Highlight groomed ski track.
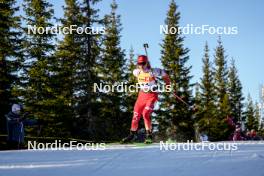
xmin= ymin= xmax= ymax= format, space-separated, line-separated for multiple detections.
xmin=1 ymin=142 xmax=264 ymax=176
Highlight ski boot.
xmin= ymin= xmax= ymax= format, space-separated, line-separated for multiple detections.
xmin=144 ymin=130 xmax=153 ymax=144
xmin=121 ymin=131 xmax=137 ymax=144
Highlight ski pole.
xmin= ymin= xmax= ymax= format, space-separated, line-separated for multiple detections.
xmin=173 ymin=92 xmax=195 ymax=111
xmin=173 ymin=92 xmax=189 ymax=106
xmin=143 ymin=43 xmax=149 ymax=57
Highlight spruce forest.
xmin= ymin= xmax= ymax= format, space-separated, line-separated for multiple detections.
xmin=1 ymin=0 xmax=263 ymax=143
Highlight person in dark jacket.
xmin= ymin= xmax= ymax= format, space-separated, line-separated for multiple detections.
xmin=5 ymin=104 xmax=39 ymax=149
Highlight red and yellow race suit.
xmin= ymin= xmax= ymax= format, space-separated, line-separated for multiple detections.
xmin=130 ymin=68 xmax=166 ymax=131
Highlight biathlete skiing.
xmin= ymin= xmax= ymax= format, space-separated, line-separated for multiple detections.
xmin=121 ymin=54 xmax=171 ymax=144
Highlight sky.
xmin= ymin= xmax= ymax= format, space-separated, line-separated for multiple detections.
xmin=17 ymin=0 xmax=264 ymax=103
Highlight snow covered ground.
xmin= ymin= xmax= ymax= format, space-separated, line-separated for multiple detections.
xmin=1 ymin=142 xmax=264 ymax=176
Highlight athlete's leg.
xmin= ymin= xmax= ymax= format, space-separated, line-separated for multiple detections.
xmin=142 ymin=94 xmax=158 ymax=131
xmin=130 ymin=93 xmax=146 ymax=131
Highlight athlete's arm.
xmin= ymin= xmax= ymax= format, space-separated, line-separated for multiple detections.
xmin=157 ymin=68 xmax=170 ymax=85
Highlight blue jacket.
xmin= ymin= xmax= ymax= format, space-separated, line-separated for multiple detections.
xmin=6 ymin=112 xmax=24 ymax=143
xmin=6 ymin=112 xmax=38 ymax=143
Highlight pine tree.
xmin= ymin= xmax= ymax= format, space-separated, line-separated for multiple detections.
xmin=254 ymin=102 xmax=260 ymax=131
xmin=98 ymin=0 xmax=126 ymax=140
xmin=193 ymin=83 xmax=202 ymax=141
xmin=122 ymin=47 xmax=137 ymax=134
xmin=22 ymin=0 xmax=57 ymax=136
xmin=126 ymin=47 xmax=137 ymax=88
xmin=157 ymin=0 xmax=194 ymax=141
xmin=197 ymin=42 xmax=216 ymax=139
xmin=74 ymin=0 xmax=102 ymax=139
xmin=228 ymin=59 xmax=244 ymax=123
xmin=0 ymin=0 xmax=23 ymax=132
xmin=212 ymin=37 xmax=230 ymax=140
xmin=245 ymin=95 xmax=258 ymax=131
xmin=126 ymin=47 xmax=137 ymax=105
xmin=214 ymin=37 xmax=229 ymax=114
xmin=54 ymin=0 xmax=83 ymax=136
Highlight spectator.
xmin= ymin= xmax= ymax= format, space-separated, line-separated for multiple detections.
xmin=5 ymin=104 xmax=40 ymax=149
xmin=199 ymin=132 xmax=209 ymax=142
xmin=233 ymin=124 xmax=244 ymax=141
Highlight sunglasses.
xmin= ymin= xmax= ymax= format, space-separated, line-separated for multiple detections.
xmin=138 ymin=62 xmax=146 ymax=66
